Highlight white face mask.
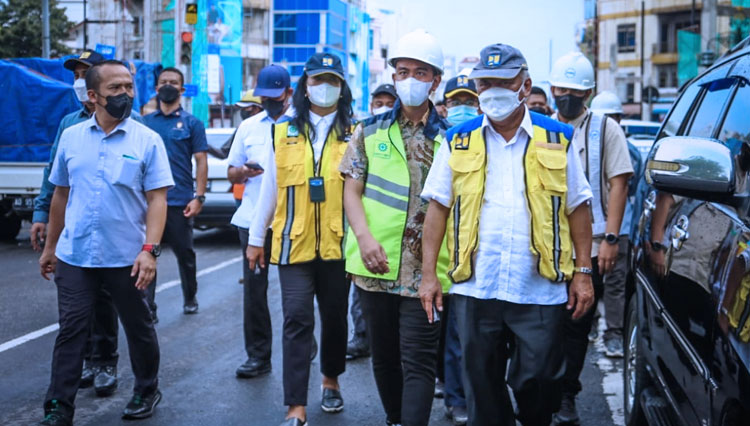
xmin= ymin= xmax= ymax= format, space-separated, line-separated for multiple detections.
xmin=478 ymin=83 xmax=525 ymax=122
xmin=307 ymin=82 xmax=341 ymax=108
xmin=73 ymin=78 xmax=89 ymax=103
xmin=395 ymin=77 xmax=433 ymax=107
xmin=372 ymin=106 xmax=392 ymax=115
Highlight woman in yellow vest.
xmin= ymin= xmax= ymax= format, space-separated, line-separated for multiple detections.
xmin=246 ymin=53 xmax=353 ymax=426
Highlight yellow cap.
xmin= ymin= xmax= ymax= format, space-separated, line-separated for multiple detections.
xmin=236 ymin=92 xmax=262 ymax=107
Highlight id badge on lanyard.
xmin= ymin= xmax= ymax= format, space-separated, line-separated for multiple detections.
xmin=309 ymin=177 xmax=325 ymax=202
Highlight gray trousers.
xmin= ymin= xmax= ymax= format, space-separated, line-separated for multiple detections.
xmin=453 ymin=294 xmax=565 ymax=426
xmin=602 ymin=237 xmax=629 ymax=339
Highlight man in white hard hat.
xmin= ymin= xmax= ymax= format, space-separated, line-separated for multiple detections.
xmin=549 ymin=52 xmax=633 ymax=426
xmin=339 ymin=29 xmax=450 ymax=426
xmin=590 ymin=90 xmax=624 ymax=123
xmin=421 ymin=43 xmax=594 ymax=426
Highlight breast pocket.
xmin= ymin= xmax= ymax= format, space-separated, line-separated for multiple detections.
xmin=534 ymin=147 xmax=567 ymax=194
xmin=276 ymin=143 xmax=306 ymax=187
xmin=170 ymin=127 xmax=191 ymax=142
xmin=113 ymin=156 xmax=143 ymax=189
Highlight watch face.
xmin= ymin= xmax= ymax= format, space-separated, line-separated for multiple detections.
xmin=152 ymin=245 xmax=161 ymax=256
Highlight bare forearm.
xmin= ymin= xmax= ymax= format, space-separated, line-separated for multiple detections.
xmin=343 ymin=177 xmax=371 ymax=240
xmin=605 ymin=175 xmax=629 ymax=235
xmin=569 ymin=202 xmax=593 ymax=267
xmin=145 ymin=188 xmax=168 ymax=244
xmin=45 ymin=187 xmax=69 ymax=249
xmin=195 ymin=153 xmax=208 ymax=195
xmin=422 ymin=200 xmax=450 ymax=278
xmin=227 ymin=166 xmax=246 ymax=184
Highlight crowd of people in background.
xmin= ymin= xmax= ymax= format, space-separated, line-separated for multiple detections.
xmin=32 ymin=28 xmax=642 ymax=426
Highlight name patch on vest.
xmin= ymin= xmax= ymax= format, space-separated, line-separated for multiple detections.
xmin=454 ymin=134 xmax=470 ymax=150
xmin=373 ymin=141 xmax=391 ymax=159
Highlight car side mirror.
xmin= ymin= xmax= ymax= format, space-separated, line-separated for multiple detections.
xmin=645 ymin=136 xmax=736 ymax=202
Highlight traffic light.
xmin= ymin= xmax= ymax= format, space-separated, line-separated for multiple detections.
xmin=180 ymin=32 xmax=193 ymax=65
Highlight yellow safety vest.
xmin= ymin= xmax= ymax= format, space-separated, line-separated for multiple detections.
xmin=270 ymin=121 xmax=348 ymax=265
xmin=446 ymin=113 xmax=575 ymax=283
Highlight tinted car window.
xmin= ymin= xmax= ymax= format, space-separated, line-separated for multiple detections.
xmin=687 ymin=78 xmax=735 ymax=138
xmin=661 ymin=83 xmax=700 ymax=137
xmin=718 ymin=80 xmax=750 ymax=146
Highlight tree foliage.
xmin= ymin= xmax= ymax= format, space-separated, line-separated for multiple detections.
xmin=0 ymin=0 xmax=73 ymax=58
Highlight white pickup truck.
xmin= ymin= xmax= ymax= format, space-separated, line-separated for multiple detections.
xmin=0 ymin=162 xmax=45 ymax=240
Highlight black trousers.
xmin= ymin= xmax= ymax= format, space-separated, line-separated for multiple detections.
xmin=148 ymin=206 xmax=197 ymax=310
xmin=453 ymin=294 xmax=566 ymax=426
xmin=561 ymin=259 xmax=604 ymax=396
xmin=238 ymin=227 xmax=272 ymax=361
xmin=278 ymin=259 xmax=348 ymax=406
xmin=83 ymin=287 xmax=119 ymax=367
xmin=358 ymin=288 xmax=440 ymax=426
xmin=46 ymin=261 xmax=160 ymax=411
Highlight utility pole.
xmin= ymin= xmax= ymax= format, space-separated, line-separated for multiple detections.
xmin=42 ymin=0 xmax=50 ymax=58
xmin=700 ymin=0 xmax=717 ymax=69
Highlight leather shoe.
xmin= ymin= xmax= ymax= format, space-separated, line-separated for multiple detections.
xmin=40 ymin=400 xmax=73 ymax=426
xmin=121 ymin=389 xmax=162 ymax=419
xmin=80 ymin=363 xmax=96 ymax=389
xmin=236 ymin=358 xmax=271 ymax=378
xmin=346 ymin=334 xmax=370 ymax=360
xmin=279 ymin=417 xmax=307 ymax=426
xmin=94 ymin=365 xmax=117 ymax=397
xmin=321 ymin=387 xmax=344 ymax=413
xmin=183 ymin=299 xmax=199 ymax=314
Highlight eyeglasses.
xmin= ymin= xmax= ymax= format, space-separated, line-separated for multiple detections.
xmin=446 ymin=99 xmax=479 ymax=108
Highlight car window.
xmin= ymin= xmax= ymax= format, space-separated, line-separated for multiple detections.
xmin=686 ymin=78 xmax=736 ymax=138
xmin=718 ymin=80 xmax=750 ymax=147
xmin=206 ymin=133 xmax=231 ymax=149
xmin=661 ymin=83 xmax=701 ymax=137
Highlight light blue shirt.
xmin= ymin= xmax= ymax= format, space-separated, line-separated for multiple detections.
xmin=49 ymin=115 xmax=174 ymax=268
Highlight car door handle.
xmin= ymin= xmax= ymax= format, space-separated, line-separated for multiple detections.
xmin=671 ymin=215 xmax=690 ymax=251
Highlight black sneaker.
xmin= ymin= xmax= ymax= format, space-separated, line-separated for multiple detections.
xmin=604 ymin=337 xmax=624 ymax=358
xmin=94 ymin=365 xmax=117 ymax=397
xmin=122 ymin=389 xmax=162 ymax=420
xmin=445 ymin=405 xmax=468 ymax=426
xmin=552 ymin=393 xmax=580 ymax=425
xmin=80 ymin=363 xmax=96 ymax=389
xmin=183 ymin=299 xmax=199 ymax=315
xmin=321 ymin=387 xmax=344 ymax=413
xmin=40 ymin=400 xmax=72 ymax=426
xmin=346 ymin=334 xmax=370 ymax=360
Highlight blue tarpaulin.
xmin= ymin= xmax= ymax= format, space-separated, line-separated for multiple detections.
xmin=0 ymin=59 xmax=80 ymax=162
xmin=0 ymin=57 xmax=162 ymax=162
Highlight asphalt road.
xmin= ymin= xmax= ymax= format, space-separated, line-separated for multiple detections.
xmin=0 ymin=223 xmax=622 ymax=426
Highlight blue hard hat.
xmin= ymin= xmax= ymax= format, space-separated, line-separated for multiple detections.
xmin=253 ymin=64 xmax=291 ymax=97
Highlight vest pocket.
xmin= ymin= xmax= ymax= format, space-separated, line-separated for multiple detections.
xmin=534 ymin=148 xmax=567 ymax=193
xmin=448 ymin=152 xmax=483 ymax=193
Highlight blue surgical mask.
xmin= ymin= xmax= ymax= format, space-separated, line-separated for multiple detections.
xmin=447 ymin=105 xmax=479 ymax=125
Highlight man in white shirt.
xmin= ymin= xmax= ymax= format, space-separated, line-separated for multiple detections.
xmin=420 ymin=44 xmax=595 ymax=426
xmin=227 ymin=65 xmax=293 ymax=379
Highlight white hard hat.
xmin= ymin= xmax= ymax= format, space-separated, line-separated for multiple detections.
xmin=549 ymin=51 xmax=595 ymax=90
xmin=388 ymin=29 xmax=444 ymax=75
xmin=591 ymin=91 xmax=624 ymax=115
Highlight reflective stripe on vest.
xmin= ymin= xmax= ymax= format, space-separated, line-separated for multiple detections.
xmin=270 ymin=121 xmax=347 ymax=265
xmin=446 ymin=118 xmax=574 ymax=283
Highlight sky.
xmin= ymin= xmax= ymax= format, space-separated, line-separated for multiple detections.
xmin=372 ymin=0 xmax=585 ymax=85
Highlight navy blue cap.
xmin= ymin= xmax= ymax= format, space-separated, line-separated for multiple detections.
xmin=469 ymin=44 xmax=528 ymax=80
xmin=304 ymin=53 xmax=345 ymax=80
xmin=371 ymin=84 xmax=397 ymax=98
xmin=253 ymin=64 xmax=291 ymax=97
xmin=443 ymin=75 xmax=477 ymax=100
xmin=63 ymin=50 xmax=106 ymax=71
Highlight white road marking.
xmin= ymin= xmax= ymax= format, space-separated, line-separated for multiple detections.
xmin=0 ymin=256 xmax=242 ymax=355
xmin=593 ymin=317 xmax=626 ymax=426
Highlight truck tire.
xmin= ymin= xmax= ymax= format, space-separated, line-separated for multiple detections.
xmin=0 ymin=202 xmax=22 ymax=241
xmin=624 ymin=295 xmax=649 ymax=426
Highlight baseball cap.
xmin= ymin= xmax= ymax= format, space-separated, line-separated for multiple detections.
xmin=443 ymin=75 xmax=477 ymax=100
xmin=253 ymin=65 xmax=291 ymax=97
xmin=304 ymin=53 xmax=345 ymax=80
xmin=236 ymin=92 xmax=262 ymax=108
xmin=469 ymin=44 xmax=528 ymax=80
xmin=371 ymin=84 xmax=397 ymax=98
xmin=63 ymin=50 xmax=106 ymax=71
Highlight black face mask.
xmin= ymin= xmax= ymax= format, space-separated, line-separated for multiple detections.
xmin=529 ymin=106 xmax=551 ymax=116
xmin=240 ymin=109 xmax=253 ymax=120
xmin=100 ymin=93 xmax=133 ymax=120
xmin=554 ymin=94 xmax=586 ymax=119
xmin=262 ymin=98 xmax=285 ymax=118
xmin=157 ymin=85 xmax=180 ymax=104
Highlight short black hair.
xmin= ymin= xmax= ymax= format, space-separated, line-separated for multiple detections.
xmin=435 ymin=100 xmax=445 ymax=106
xmin=85 ymin=60 xmax=128 ymax=92
xmin=157 ymin=67 xmax=185 ymax=86
xmin=530 ymin=86 xmax=547 ymax=100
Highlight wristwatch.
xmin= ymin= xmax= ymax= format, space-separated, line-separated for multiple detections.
xmin=604 ymin=233 xmax=620 ymax=245
xmin=195 ymin=195 xmax=206 ymax=204
xmin=142 ymin=243 xmax=161 ymax=258
xmin=651 ymin=240 xmax=667 ymax=253
xmin=574 ymin=266 xmax=593 ymax=275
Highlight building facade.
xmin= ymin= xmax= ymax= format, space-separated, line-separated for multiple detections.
xmin=586 ymin=0 xmax=750 ymax=120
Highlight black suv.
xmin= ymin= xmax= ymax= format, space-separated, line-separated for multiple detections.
xmin=626 ymin=38 xmax=750 ymax=426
